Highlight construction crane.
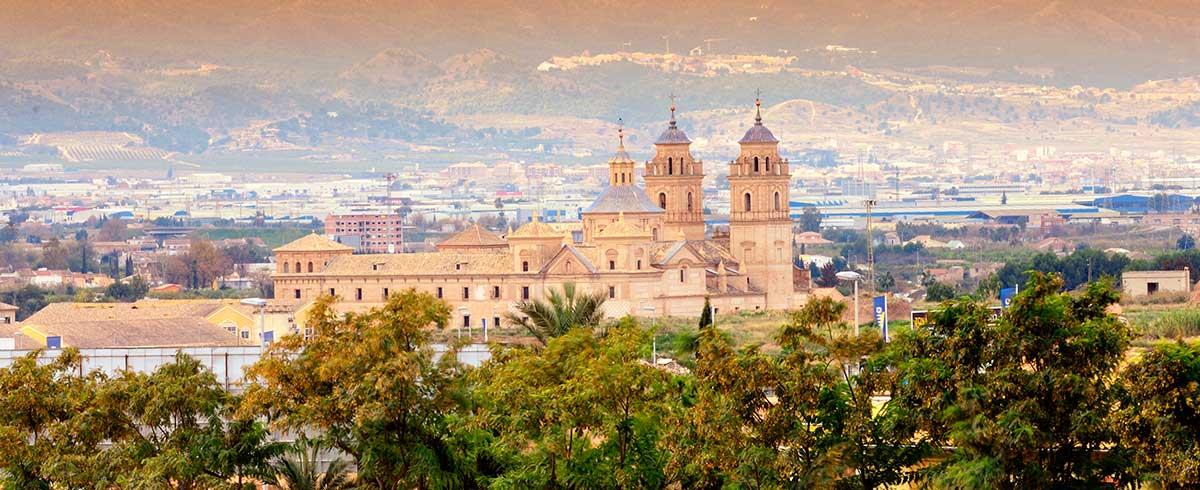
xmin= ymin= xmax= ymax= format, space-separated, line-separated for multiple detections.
xmin=703 ymin=38 xmax=727 ymax=54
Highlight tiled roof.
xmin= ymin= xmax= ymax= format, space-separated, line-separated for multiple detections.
xmin=24 ymin=318 xmax=241 ymax=348
xmin=509 ymin=219 xmax=561 ymax=238
xmin=583 ymin=186 xmax=664 ymax=214
xmin=656 ymin=104 xmax=691 ymax=145
xmin=740 ymin=99 xmax=779 ymax=144
xmin=739 ymin=123 xmax=778 ymax=144
xmin=274 ymin=233 xmax=354 ymax=253
xmin=23 ymin=300 xmax=235 ymax=324
xmin=321 ymin=251 xmax=514 ymax=276
xmin=438 ymin=224 xmax=507 ymax=248
xmin=542 ymin=245 xmax=597 ymax=274
xmin=595 ymin=214 xmax=651 ymax=239
xmin=656 ymin=126 xmax=691 ymax=145
xmin=651 ymin=239 xmax=739 ymax=267
xmin=20 ymin=301 xmax=246 ymax=348
xmin=0 ymin=302 xmax=16 ymax=311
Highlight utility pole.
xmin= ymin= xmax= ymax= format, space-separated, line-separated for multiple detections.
xmin=866 ymin=199 xmax=876 ymax=293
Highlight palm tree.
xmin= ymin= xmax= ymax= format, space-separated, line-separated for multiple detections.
xmin=505 ymin=282 xmax=607 ymax=345
xmin=273 ymin=436 xmax=356 ymax=490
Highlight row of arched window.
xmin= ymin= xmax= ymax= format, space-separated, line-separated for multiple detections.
xmin=657 ymin=192 xmax=696 ymax=212
xmin=742 ymin=191 xmax=783 ymax=212
xmin=282 ymin=261 xmax=315 ymax=273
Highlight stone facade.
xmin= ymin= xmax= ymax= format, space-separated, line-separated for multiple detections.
xmin=643 ymin=103 xmax=706 ymax=241
xmin=272 ymin=100 xmax=808 ymax=324
xmin=728 ymin=99 xmax=796 ymax=310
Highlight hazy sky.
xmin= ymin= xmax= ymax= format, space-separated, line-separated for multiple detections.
xmin=2 ymin=0 xmax=1199 ymax=85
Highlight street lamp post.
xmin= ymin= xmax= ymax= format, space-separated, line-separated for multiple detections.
xmin=836 ymin=271 xmax=863 ymax=336
xmin=835 ymin=271 xmax=864 ymax=375
xmin=642 ymin=305 xmax=657 ymax=364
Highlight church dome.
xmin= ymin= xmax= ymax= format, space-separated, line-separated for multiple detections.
xmin=610 ymin=126 xmax=634 ymax=163
xmin=655 ymin=100 xmax=691 ymax=145
xmin=738 ymin=98 xmax=778 ymax=144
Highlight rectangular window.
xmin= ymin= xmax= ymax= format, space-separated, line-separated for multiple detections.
xmin=382 ymin=288 xmax=389 ymax=300
xmin=463 ymin=287 xmax=470 ymax=300
xmin=522 ymin=286 xmax=530 ymax=300
xmin=294 ymin=289 xmax=301 ymax=299
xmin=356 ymin=288 xmax=363 ymax=301
xmin=436 ymin=287 xmax=443 ymax=299
xmin=329 ymin=288 xmax=336 ymax=297
xmin=636 ymin=259 xmax=642 ymax=270
xmin=608 ymin=286 xmax=616 ymax=299
xmin=493 ymin=286 xmax=501 ymax=298
xmin=493 ymin=316 xmax=501 ymax=329
xmin=240 ymin=330 xmax=249 ymax=339
xmin=463 ymin=315 xmax=471 ymax=328
xmin=609 ymin=260 xmax=616 ymax=270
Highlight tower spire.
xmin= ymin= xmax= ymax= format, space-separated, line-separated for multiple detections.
xmin=617 ymin=117 xmax=625 ymax=150
xmin=668 ymin=93 xmax=677 ymax=128
xmin=754 ymin=89 xmax=763 ymax=125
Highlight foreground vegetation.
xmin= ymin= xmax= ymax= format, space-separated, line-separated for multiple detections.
xmin=3 ymin=274 xmax=1200 ymax=488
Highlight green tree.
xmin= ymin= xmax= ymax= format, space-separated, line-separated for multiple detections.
xmin=469 ymin=318 xmax=672 ymax=488
xmin=105 ymin=276 xmax=149 ymax=302
xmin=3 ymin=285 xmax=52 ymax=320
xmin=40 ymin=238 xmax=70 ymax=270
xmin=272 ymin=436 xmax=357 ymax=490
xmin=816 ymin=262 xmax=839 ymax=288
xmin=111 ymin=352 xmax=283 ymax=489
xmin=666 ymin=297 xmax=922 ymax=488
xmin=1178 ymin=233 xmax=1196 ymax=250
xmin=74 ymin=229 xmax=90 ymax=274
xmin=924 ymin=280 xmax=957 ymax=302
xmin=505 ymin=283 xmax=607 ymax=345
xmin=876 ymin=271 xmax=896 ymax=292
xmin=241 ymin=291 xmax=470 ymax=489
xmin=1115 ymin=341 xmax=1200 ymax=486
xmin=800 ymin=206 xmax=823 ymax=233
xmin=890 ymin=273 xmax=1133 ymax=487
xmin=0 ymin=349 xmax=131 ymax=489
xmin=698 ymin=296 xmax=713 ymax=329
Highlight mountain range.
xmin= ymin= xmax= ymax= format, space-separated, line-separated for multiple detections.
xmin=3 ymin=0 xmax=1200 ymax=161
xmin=3 ymin=0 xmax=1200 ymax=85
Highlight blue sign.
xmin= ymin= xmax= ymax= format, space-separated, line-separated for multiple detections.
xmin=261 ymin=331 xmax=273 ymax=345
xmin=873 ymin=296 xmax=888 ymax=342
xmin=46 ymin=336 xmax=62 ymax=349
xmin=1000 ymin=287 xmax=1018 ymax=308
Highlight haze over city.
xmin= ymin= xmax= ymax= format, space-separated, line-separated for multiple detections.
xmin=4 ymin=2 xmax=1200 ymax=488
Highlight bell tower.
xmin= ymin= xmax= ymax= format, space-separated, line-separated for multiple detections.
xmin=609 ymin=121 xmax=635 ymax=186
xmin=728 ymin=97 xmax=794 ymax=309
xmin=644 ymin=98 xmax=705 ymax=240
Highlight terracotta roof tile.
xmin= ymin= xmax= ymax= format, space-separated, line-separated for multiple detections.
xmin=274 ymin=233 xmax=354 ymax=252
xmin=437 ymin=224 xmax=507 ymax=248
xmin=321 ymin=251 xmax=514 ymax=276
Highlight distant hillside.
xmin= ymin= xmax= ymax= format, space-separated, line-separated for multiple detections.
xmin=2 ymin=0 xmax=1200 ymax=86
xmin=2 ymin=0 xmax=1200 ymax=160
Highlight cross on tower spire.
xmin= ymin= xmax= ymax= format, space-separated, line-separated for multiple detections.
xmin=754 ymin=89 xmax=763 ymax=125
xmin=617 ymin=117 xmax=625 ymax=149
xmin=668 ymin=93 xmax=677 ymax=128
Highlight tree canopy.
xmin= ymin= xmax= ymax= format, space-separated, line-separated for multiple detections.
xmin=5 ymin=278 xmax=1200 ymax=488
